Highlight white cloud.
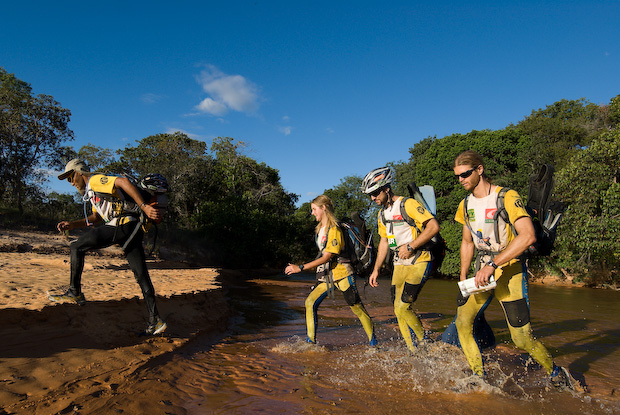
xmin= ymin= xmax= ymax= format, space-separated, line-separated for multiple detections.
xmin=196 ymin=97 xmax=228 ymax=116
xmin=195 ymin=65 xmax=260 ymax=116
xmin=278 ymin=125 xmax=292 ymax=136
xmin=326 ymin=127 xmax=335 ymax=134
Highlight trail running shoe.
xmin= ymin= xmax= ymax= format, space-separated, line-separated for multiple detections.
xmin=550 ymin=366 xmax=574 ymax=390
xmin=48 ymin=290 xmax=86 ymax=306
xmin=144 ymin=317 xmax=167 ymax=335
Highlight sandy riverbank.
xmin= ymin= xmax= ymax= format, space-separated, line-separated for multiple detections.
xmin=0 ymin=229 xmax=232 ymax=414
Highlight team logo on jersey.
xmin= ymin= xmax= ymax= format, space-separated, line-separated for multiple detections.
xmin=331 ymin=239 xmax=338 ymax=247
xmin=100 ymin=177 xmax=109 ymax=185
xmin=485 ymin=208 xmax=497 ymax=223
xmin=515 ymin=198 xmax=524 ymax=208
xmin=467 ymin=209 xmax=475 ymax=222
xmin=417 ymin=206 xmax=426 ymax=214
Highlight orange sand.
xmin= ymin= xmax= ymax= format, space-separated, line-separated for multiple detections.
xmin=0 ymin=229 xmax=229 ymax=415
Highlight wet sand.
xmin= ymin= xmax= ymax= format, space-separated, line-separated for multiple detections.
xmin=0 ymin=229 xmax=229 ymax=414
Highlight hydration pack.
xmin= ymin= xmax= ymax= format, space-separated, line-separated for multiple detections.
xmin=338 ymin=212 xmax=376 ymax=279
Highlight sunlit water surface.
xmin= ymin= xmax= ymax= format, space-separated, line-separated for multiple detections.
xmin=109 ymin=274 xmax=620 ymax=414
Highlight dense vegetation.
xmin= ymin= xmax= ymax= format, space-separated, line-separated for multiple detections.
xmin=2 ymin=67 xmax=619 ymax=287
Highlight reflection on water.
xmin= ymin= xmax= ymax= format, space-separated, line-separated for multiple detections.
xmin=115 ymin=274 xmax=620 ymax=414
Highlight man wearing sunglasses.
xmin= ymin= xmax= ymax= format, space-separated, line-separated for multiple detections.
xmin=49 ymin=159 xmax=167 ymax=336
xmin=452 ymin=150 xmax=573 ymax=389
xmin=361 ymin=166 xmax=440 ymax=352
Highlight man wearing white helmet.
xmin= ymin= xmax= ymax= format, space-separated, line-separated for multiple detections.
xmin=361 ymin=166 xmax=440 ymax=352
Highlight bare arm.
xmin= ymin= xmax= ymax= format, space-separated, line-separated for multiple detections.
xmin=285 ymin=251 xmax=334 ymax=275
xmin=57 ymin=212 xmax=102 ymax=233
xmin=114 ymin=177 xmax=161 ymax=222
xmin=474 ymin=216 xmax=536 ymax=287
xmin=460 ymin=225 xmax=475 ymax=281
xmin=398 ymin=217 xmax=440 ymax=259
xmin=368 ymin=237 xmax=389 ymax=287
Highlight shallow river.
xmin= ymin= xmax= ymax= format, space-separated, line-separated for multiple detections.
xmin=114 ymin=273 xmax=620 ymax=414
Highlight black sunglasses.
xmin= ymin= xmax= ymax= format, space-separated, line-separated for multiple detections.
xmin=455 ymin=167 xmax=478 ymax=179
xmin=369 ymin=188 xmax=383 ymax=198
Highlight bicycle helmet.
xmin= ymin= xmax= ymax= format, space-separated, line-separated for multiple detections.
xmin=140 ymin=173 xmax=169 ymax=194
xmin=360 ymin=166 xmax=394 ymax=194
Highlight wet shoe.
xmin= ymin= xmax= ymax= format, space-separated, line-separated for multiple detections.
xmin=144 ymin=317 xmax=167 ymax=335
xmin=369 ymin=334 xmax=378 ymax=346
xmin=550 ymin=366 xmax=574 ymax=390
xmin=48 ymin=290 xmax=86 ymax=306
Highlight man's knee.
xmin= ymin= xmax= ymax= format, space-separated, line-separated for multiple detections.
xmin=401 ymin=282 xmax=423 ymax=303
xmin=502 ymin=298 xmax=530 ymax=328
xmin=342 ymin=286 xmax=361 ymax=306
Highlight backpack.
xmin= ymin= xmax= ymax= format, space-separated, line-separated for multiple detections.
xmin=338 ymin=211 xmax=376 ymax=279
xmin=116 ymin=173 xmax=170 ymax=225
xmin=380 ymin=181 xmax=446 ymax=276
xmin=462 ymin=165 xmax=564 ymax=258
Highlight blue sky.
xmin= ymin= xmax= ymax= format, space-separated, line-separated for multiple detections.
xmin=2 ymin=1 xmax=619 ymax=202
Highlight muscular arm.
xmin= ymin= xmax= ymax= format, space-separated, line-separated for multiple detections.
xmin=114 ymin=177 xmax=161 ymax=222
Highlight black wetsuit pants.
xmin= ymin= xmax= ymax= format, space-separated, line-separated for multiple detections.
xmin=69 ymin=222 xmax=159 ymax=323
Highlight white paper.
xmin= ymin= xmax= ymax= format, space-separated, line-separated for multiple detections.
xmin=458 ymin=276 xmax=496 ymax=298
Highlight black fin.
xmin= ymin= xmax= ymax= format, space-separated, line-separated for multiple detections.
xmin=527 ymin=164 xmax=555 ymax=223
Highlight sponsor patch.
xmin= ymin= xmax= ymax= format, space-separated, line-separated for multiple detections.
xmin=485 ymin=208 xmax=497 ymax=223
xmin=467 ymin=208 xmax=475 ymax=222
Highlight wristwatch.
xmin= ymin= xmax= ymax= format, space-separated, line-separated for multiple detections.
xmin=407 ymin=244 xmax=414 ymax=253
xmin=486 ymin=259 xmax=498 ymax=269
xmin=299 ymin=264 xmax=305 ymax=271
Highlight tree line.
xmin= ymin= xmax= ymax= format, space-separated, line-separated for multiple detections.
xmin=2 ymin=67 xmax=619 ymax=287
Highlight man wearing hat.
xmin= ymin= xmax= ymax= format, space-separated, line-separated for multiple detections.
xmin=50 ymin=158 xmax=167 ymax=335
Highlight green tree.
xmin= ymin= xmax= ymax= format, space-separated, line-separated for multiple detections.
xmin=397 ymin=128 xmax=531 ymax=277
xmin=554 ymin=129 xmax=620 ymax=286
xmin=115 ymin=132 xmax=214 ymax=226
xmin=517 ymin=98 xmax=605 ymax=171
xmin=0 ymin=68 xmax=73 ymax=212
xmin=76 ymin=143 xmax=116 ymax=172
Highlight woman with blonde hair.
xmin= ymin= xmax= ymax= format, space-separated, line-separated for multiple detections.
xmin=285 ymin=195 xmax=376 ymax=345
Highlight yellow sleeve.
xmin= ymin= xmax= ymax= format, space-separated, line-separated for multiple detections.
xmin=325 ymin=226 xmax=344 ymax=255
xmin=377 ymin=210 xmax=387 ymax=238
xmin=504 ymin=189 xmax=530 ymax=223
xmin=403 ymin=198 xmax=435 ymax=231
xmin=454 ymin=199 xmax=466 ymax=225
xmin=89 ymin=174 xmax=120 ymax=196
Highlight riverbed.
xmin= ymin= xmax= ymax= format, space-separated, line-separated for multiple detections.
xmin=80 ymin=273 xmax=620 ymax=414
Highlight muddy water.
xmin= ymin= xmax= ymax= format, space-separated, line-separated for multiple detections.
xmin=109 ymin=274 xmax=620 ymax=414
